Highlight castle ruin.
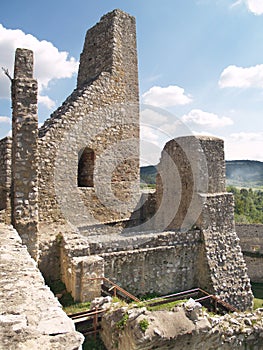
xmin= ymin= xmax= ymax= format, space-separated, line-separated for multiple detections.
xmin=0 ymin=8 xmax=254 ymax=326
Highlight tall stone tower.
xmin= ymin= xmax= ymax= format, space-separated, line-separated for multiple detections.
xmin=38 ymin=9 xmax=140 ymax=229
xmin=11 ymin=48 xmax=39 ymax=260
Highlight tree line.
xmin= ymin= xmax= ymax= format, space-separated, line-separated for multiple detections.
xmin=227 ymin=186 xmax=263 ymax=224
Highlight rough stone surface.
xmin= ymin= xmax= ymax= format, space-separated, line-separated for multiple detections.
xmin=0 ymin=223 xmax=83 ymax=350
xmin=101 ymin=301 xmax=263 ymax=350
xmin=155 ymin=136 xmax=225 ymax=231
xmin=38 ymin=9 xmax=140 ymax=228
xmin=0 ymin=136 xmax=12 ymax=223
xmin=11 ymin=48 xmax=39 ymax=260
xmin=236 ymin=224 xmax=263 ymax=283
xmin=197 ymin=194 xmax=253 ymax=311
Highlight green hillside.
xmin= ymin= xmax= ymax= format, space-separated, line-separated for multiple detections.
xmin=226 ymin=160 xmax=263 ymax=188
xmin=140 ymin=160 xmax=263 ymax=188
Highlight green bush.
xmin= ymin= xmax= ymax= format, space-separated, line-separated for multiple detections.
xmin=116 ymin=313 xmax=129 ymax=330
xmin=139 ymin=318 xmax=149 ymax=332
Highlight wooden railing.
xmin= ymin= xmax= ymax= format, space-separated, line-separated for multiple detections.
xmin=86 ymin=277 xmax=140 ymax=302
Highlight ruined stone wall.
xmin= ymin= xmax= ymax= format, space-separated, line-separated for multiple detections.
xmin=101 ymin=301 xmax=263 ymax=350
xmin=60 ymin=231 xmax=106 ymax=302
xmin=87 ymin=230 xmax=201 ymax=255
xmin=155 ymin=136 xmax=225 ymax=231
xmin=236 ymin=224 xmax=263 ymax=253
xmin=102 ymin=243 xmax=200 ymax=297
xmin=38 ymin=9 xmax=139 ymax=228
xmin=11 ymin=48 xmax=39 ymax=260
xmin=0 ymin=223 xmax=83 ymax=349
xmin=60 ymin=229 xmax=202 ymax=301
xmin=154 ymin=136 xmax=253 ymax=311
xmin=197 ymin=193 xmax=253 ymax=310
xmin=236 ymin=224 xmax=263 ymax=282
xmin=0 ymin=136 xmax=12 ymax=223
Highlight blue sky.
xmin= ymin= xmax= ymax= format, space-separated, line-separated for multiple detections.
xmin=0 ymin=0 xmax=263 ymax=164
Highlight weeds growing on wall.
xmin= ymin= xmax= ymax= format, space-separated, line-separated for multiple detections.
xmin=139 ymin=318 xmax=149 ymax=332
xmin=116 ymin=313 xmax=129 ymax=330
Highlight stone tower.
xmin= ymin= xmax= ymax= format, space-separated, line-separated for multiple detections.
xmin=36 ymin=10 xmax=140 ymax=278
xmin=11 ymin=48 xmax=39 ymax=260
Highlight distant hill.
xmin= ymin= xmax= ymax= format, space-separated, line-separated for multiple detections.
xmin=226 ymin=160 xmax=263 ymax=188
xmin=140 ymin=165 xmax=158 ymax=185
xmin=140 ymin=160 xmax=263 ymax=188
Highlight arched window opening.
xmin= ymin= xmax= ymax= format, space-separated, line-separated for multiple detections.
xmin=78 ymin=147 xmax=95 ymax=187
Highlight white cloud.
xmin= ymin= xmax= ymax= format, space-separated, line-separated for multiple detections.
xmin=231 ymin=0 xmax=243 ymax=9
xmin=0 ymin=24 xmax=79 ymax=107
xmin=225 ymin=131 xmax=263 ymax=161
xmin=140 ymin=125 xmax=160 ymax=146
xmin=230 ymin=0 xmax=263 ymax=15
xmin=246 ymin=0 xmax=263 ymax=15
xmin=0 ymin=116 xmax=11 ymax=124
xmin=219 ymin=64 xmax=263 ymax=88
xmin=181 ymin=109 xmax=234 ymax=128
xmin=192 ymin=130 xmax=222 ymax=138
xmin=229 ymin=131 xmax=263 ymax=142
xmin=140 ymin=109 xmax=168 ymax=125
xmin=142 ymin=85 xmax=192 ymax=107
xmin=38 ymin=95 xmax=55 ymax=109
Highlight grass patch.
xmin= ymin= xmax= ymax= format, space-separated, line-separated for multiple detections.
xmin=63 ymin=301 xmax=91 ymax=315
xmin=146 ymin=299 xmax=187 ymax=311
xmin=131 ymin=298 xmax=187 ymax=312
xmin=254 ymin=298 xmax=263 ymax=310
xmin=45 ymin=279 xmax=91 ymax=314
xmin=140 ymin=292 xmax=160 ymax=300
xmin=251 ymin=283 xmax=263 ymax=310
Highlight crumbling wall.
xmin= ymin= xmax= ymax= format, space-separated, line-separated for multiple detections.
xmin=0 ymin=136 xmax=12 ymax=223
xmin=36 ymin=9 xmax=140 ymax=280
xmin=11 ymin=48 xmax=39 ymax=260
xmin=61 ymin=229 xmax=201 ymax=300
xmin=102 ymin=243 xmax=200 ymax=297
xmin=154 ymin=136 xmax=253 ymax=311
xmin=197 ymin=193 xmax=253 ymax=310
xmin=60 ymin=231 xmax=105 ymax=302
xmin=236 ymin=224 xmax=263 ymax=282
xmin=38 ymin=9 xmax=140 ymax=227
xmin=101 ymin=301 xmax=263 ymax=350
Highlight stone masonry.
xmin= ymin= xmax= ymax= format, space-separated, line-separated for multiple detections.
xmin=38 ymin=9 xmax=139 ymax=226
xmin=236 ymin=224 xmax=263 ymax=283
xmin=59 ymin=135 xmax=253 ymax=311
xmin=101 ymin=300 xmax=263 ymax=350
xmin=154 ymin=136 xmax=253 ymax=310
xmin=0 ymin=223 xmax=83 ymax=349
xmin=0 ymin=136 xmax=12 ymax=223
xmin=11 ymin=48 xmax=39 ymax=260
